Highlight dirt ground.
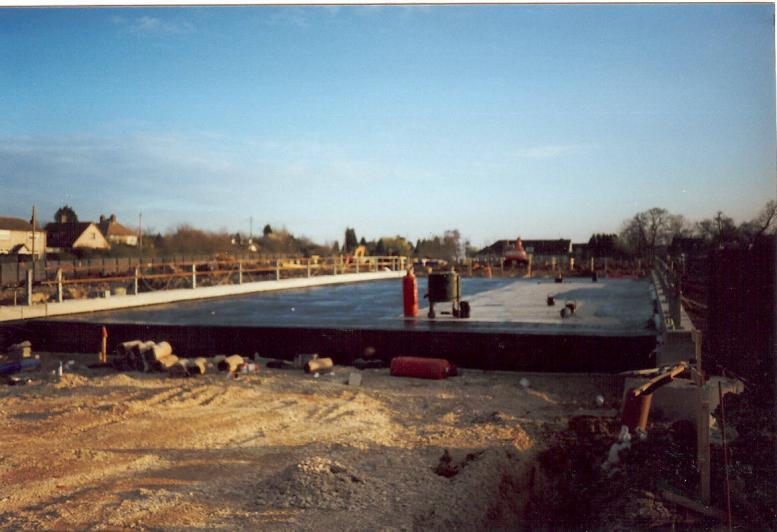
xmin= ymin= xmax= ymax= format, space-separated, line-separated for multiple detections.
xmin=0 ymin=352 xmax=626 ymax=531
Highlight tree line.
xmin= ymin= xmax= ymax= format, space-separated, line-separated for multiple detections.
xmin=45 ymin=201 xmax=775 ymax=260
xmin=616 ymin=200 xmax=776 ymax=257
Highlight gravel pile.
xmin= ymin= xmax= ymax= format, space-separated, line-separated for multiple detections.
xmin=255 ymin=456 xmax=371 ymax=511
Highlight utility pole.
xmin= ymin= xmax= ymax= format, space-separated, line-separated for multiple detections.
xmin=138 ymin=211 xmax=143 ymax=249
xmin=30 ymin=205 xmax=36 ymax=258
xmin=249 ymin=216 xmax=253 ymax=240
xmin=30 ymin=205 xmax=36 ymax=283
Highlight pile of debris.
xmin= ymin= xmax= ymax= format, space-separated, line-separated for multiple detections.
xmin=0 ymin=340 xmax=41 ymax=384
xmin=112 ymin=340 xmax=180 ymax=373
xmin=111 ymin=341 xmax=259 ymax=378
xmin=254 ymin=456 xmax=367 ymax=511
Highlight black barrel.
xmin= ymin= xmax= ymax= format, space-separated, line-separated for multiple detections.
xmin=428 ymin=272 xmax=460 ymax=303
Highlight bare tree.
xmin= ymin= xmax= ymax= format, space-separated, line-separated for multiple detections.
xmin=619 ymin=207 xmax=672 ymax=257
xmin=695 ymin=211 xmax=738 ymax=243
xmin=739 ymin=200 xmax=777 ymax=242
xmin=667 ymin=214 xmax=693 ymax=240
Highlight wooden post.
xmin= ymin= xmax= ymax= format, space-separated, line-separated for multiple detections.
xmin=100 ymin=326 xmax=108 ymax=364
xmin=238 ymin=261 xmax=243 ymax=284
xmin=56 ymin=269 xmax=63 ymax=302
xmin=692 ymin=330 xmax=703 ymax=384
xmin=718 ymin=381 xmax=734 ymax=531
xmin=689 ymin=328 xmax=710 ymax=503
xmin=698 ymin=385 xmax=711 ymax=505
xmin=133 ymin=267 xmax=139 ymax=295
xmin=191 ymin=263 xmax=197 ymax=289
xmin=26 ymin=269 xmax=33 ymax=305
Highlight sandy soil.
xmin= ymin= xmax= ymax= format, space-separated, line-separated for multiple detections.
xmin=0 ymin=353 xmax=622 ymax=531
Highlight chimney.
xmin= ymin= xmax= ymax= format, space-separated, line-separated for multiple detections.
xmin=109 ymin=214 xmax=117 ymax=223
xmin=57 ymin=212 xmax=68 ymax=223
xmin=99 ymin=215 xmax=106 ymax=223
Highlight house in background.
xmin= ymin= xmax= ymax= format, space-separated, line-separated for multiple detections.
xmin=476 ymin=239 xmax=516 ymax=260
xmin=477 ymin=238 xmax=572 ymax=266
xmin=521 ymin=239 xmax=573 ymax=266
xmin=98 ymin=214 xmax=138 ymax=246
xmin=45 ymin=222 xmax=110 ymax=252
xmin=0 ymin=216 xmax=46 ymax=257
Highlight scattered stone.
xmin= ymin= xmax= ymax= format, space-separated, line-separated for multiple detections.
xmin=354 ymin=358 xmax=384 ymax=370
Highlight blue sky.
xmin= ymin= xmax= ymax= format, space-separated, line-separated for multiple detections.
xmin=0 ymin=4 xmax=774 ymax=247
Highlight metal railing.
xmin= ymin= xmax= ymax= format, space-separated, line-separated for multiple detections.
xmin=1 ymin=255 xmax=408 ymax=306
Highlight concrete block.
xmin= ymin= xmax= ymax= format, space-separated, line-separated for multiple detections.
xmin=348 ymin=372 xmax=362 ymax=386
xmin=657 ymin=330 xmax=695 ymax=365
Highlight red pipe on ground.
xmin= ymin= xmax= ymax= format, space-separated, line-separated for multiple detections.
xmin=390 ymin=356 xmax=457 ymax=380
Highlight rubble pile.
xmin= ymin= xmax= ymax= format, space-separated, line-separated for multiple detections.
xmin=254 ymin=457 xmax=368 ymax=511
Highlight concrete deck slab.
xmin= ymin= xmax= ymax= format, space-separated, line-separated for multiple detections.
xmin=5 ymin=277 xmax=659 ymax=372
xmin=422 ymin=277 xmax=655 ymax=335
xmin=0 ymin=271 xmax=404 ymax=322
xmin=45 ymin=277 xmax=655 ymax=337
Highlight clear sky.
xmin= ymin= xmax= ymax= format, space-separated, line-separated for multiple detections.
xmin=1 ymin=4 xmax=774 ymax=247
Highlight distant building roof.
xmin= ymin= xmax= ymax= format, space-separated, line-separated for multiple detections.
xmin=10 ymin=243 xmax=31 ymax=254
xmin=98 ymin=220 xmax=137 ymax=238
xmin=478 ymin=238 xmax=572 ymax=256
xmin=45 ymin=222 xmax=95 ymax=248
xmin=522 ymin=239 xmax=572 ymax=255
xmin=0 ymin=216 xmax=42 ymax=231
xmin=477 ymin=240 xmax=513 ymax=256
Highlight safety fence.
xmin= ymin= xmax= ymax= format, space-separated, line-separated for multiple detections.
xmin=1 ymin=255 xmax=408 ymax=306
xmin=456 ymin=256 xmax=652 ymax=278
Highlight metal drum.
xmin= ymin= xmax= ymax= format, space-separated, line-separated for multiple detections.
xmin=427 ymin=271 xmax=460 ymax=303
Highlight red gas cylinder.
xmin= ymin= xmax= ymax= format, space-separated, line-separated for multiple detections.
xmin=390 ymin=356 xmax=457 ymax=380
xmin=402 ymin=269 xmax=418 ymax=318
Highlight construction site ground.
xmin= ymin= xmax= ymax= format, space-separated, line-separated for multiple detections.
xmin=1 ymin=353 xmax=773 ymax=530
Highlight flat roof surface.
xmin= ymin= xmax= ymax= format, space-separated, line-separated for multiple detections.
xmin=55 ymin=277 xmax=655 ymax=337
